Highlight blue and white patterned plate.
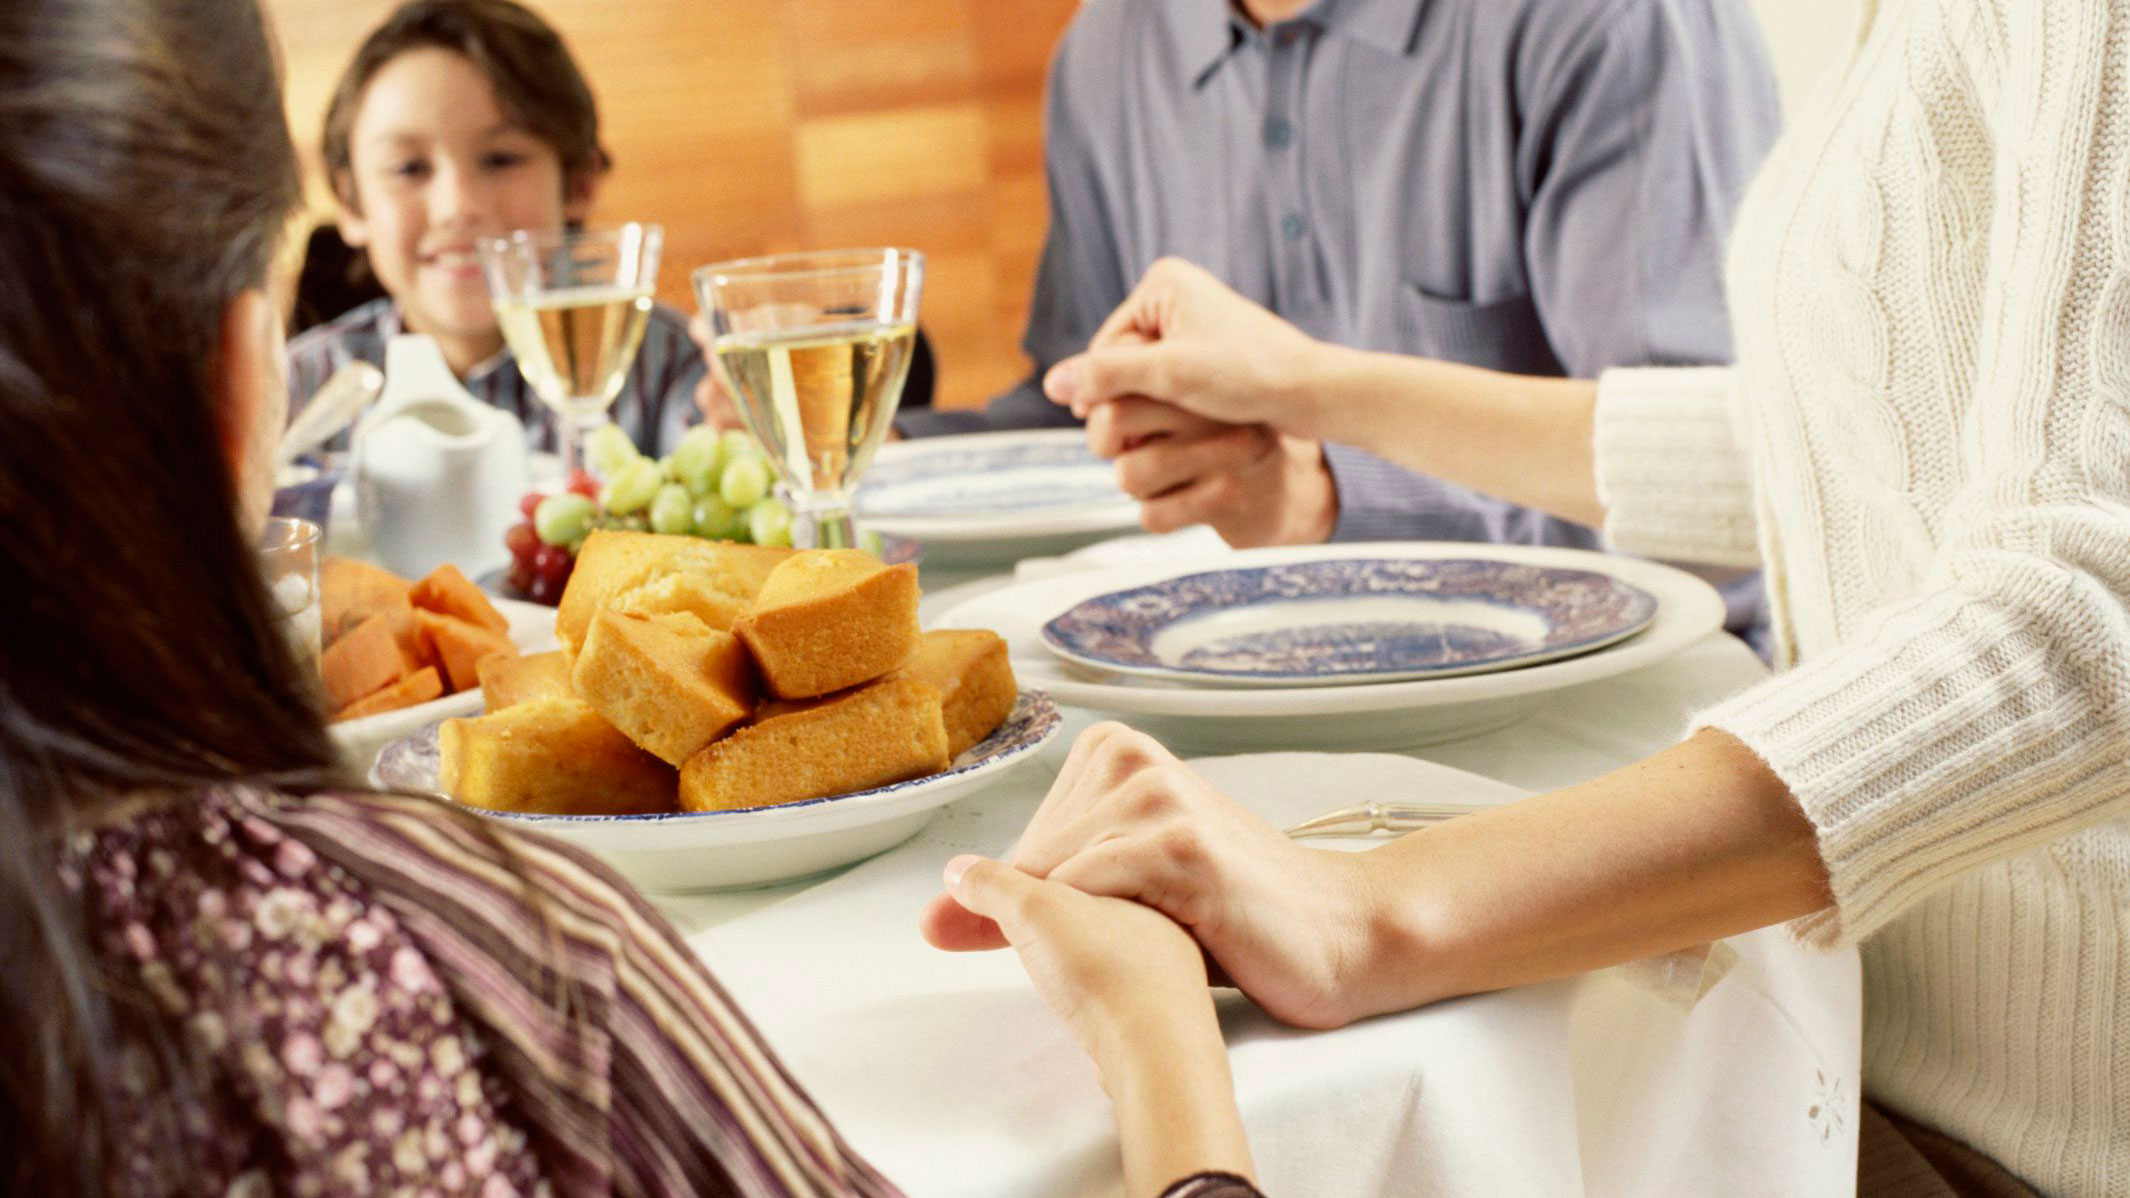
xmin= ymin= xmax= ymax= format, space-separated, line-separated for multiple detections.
xmin=1041 ymin=559 xmax=1659 ymax=687
xmin=370 ymin=689 xmax=1061 ymax=891
xmin=856 ymin=430 xmax=1139 ymax=541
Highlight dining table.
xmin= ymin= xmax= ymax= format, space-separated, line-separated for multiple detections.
xmin=642 ymin=553 xmax=1866 ymax=1198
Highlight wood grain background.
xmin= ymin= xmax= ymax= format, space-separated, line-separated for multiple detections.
xmin=268 ymin=0 xmax=1082 ymax=412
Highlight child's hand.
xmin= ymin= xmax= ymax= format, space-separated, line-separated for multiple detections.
xmin=943 ymin=854 xmax=1256 ymax=1195
xmin=941 ymin=854 xmax=1213 ymax=1080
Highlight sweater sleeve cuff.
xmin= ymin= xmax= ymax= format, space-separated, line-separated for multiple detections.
xmin=1692 ymin=577 xmax=2130 ymax=949
xmin=1593 ymin=366 xmax=1760 ymax=568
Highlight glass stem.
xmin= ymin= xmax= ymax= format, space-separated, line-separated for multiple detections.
xmin=794 ymin=490 xmax=858 ymax=550
xmin=555 ymin=411 xmax=582 ymax=479
xmin=574 ymin=411 xmax=608 ymax=468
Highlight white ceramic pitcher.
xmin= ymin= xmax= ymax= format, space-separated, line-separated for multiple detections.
xmin=352 ymin=334 xmax=529 ymax=580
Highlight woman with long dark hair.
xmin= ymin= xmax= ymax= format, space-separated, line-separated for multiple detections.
xmin=0 ymin=2 xmax=1257 ymax=1193
xmin=0 ymin=0 xmax=892 ymax=1191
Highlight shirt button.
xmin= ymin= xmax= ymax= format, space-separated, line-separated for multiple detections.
xmin=1265 ymin=117 xmax=1293 ymax=149
xmin=1281 ymin=213 xmax=1307 ymax=241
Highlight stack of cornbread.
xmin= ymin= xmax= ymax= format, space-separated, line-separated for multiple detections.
xmin=439 ymin=530 xmax=1016 ymax=817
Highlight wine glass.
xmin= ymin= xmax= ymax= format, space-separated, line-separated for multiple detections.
xmin=692 ymin=248 xmax=924 ymax=551
xmin=477 ymin=223 xmax=662 ymax=477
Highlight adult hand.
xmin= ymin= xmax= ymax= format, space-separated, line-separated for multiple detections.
xmin=1085 ymin=395 xmax=1337 ymax=545
xmin=922 ymin=723 xmax=1378 ymax=1030
xmin=1044 ymin=257 xmax=1334 ymax=439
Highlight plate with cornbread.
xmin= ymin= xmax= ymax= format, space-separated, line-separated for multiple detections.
xmin=371 ymin=530 xmax=1061 ymax=891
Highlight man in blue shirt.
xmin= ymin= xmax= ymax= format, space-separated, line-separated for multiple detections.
xmin=901 ymin=0 xmax=1778 ymax=633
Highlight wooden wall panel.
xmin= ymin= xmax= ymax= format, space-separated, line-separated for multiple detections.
xmin=267 ymin=0 xmax=1083 ymax=411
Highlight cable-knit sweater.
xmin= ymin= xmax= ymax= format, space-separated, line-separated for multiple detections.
xmin=1591 ymin=0 xmax=2130 ymax=1191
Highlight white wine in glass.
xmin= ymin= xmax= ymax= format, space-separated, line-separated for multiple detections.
xmin=493 ymin=285 xmax=654 ymax=424
xmin=478 ymin=224 xmax=662 ymax=475
xmin=709 ymin=319 xmax=916 ymax=502
xmin=693 ymin=249 xmax=924 ymax=550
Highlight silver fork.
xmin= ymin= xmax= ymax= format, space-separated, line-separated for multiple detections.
xmin=1283 ymin=800 xmax=1485 ymax=839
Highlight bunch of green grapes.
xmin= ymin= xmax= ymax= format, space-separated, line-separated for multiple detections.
xmin=582 ymin=422 xmax=792 ymax=547
xmin=504 ymin=425 xmax=793 ymax=603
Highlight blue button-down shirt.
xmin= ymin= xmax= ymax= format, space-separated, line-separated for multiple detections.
xmin=900 ymin=0 xmax=1779 ymax=633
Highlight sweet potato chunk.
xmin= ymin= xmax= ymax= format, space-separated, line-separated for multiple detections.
xmin=333 ymin=666 xmax=445 ymax=721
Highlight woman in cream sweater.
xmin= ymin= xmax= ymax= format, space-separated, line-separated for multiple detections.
xmin=924 ymin=0 xmax=2130 ymax=1191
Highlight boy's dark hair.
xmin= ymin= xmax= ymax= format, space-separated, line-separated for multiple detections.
xmin=321 ymin=0 xmax=611 ymax=209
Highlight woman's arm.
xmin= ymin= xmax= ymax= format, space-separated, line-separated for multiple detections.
xmin=924 ymin=723 xmax=1830 ymax=1030
xmin=1302 ymin=347 xmax=1604 ymax=530
xmin=1041 ymin=259 xmax=1606 ymax=529
xmin=1343 ymin=729 xmax=1831 ymax=1012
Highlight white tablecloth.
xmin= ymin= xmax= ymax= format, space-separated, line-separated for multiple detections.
xmin=657 ymin=630 xmax=1863 ymax=1196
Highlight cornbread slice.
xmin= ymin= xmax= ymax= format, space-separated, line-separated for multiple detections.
xmin=416 ymin=609 xmax=517 ymax=692
xmin=477 ymin=649 xmax=572 ymax=711
xmin=734 ymin=550 xmax=921 ymax=699
xmin=607 ymin=570 xmax=752 ymax=633
xmin=890 ymin=630 xmax=1017 ymax=758
xmin=680 ymin=677 xmax=948 ymax=812
xmin=438 ymin=698 xmax=677 ymax=815
xmin=571 ymin=610 xmax=756 ymax=765
xmin=333 ymin=666 xmax=444 ymax=722
xmin=555 ymin=530 xmax=794 ymax=654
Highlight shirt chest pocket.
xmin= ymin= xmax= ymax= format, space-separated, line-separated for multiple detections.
xmin=1396 ymin=285 xmax=1564 ymax=376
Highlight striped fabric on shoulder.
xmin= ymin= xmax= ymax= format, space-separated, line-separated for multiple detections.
xmin=269 ymin=788 xmax=901 ymax=1197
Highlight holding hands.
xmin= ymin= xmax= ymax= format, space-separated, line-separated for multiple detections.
xmin=923 ymin=722 xmax=1380 ymax=1031
xmin=1044 ymin=258 xmax=1331 ymax=433
xmin=1046 ymin=260 xmax=1344 ymax=548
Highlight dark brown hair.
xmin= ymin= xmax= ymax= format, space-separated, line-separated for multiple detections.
xmin=321 ymin=0 xmax=612 ymax=209
xmin=0 ymin=0 xmax=340 ymax=1189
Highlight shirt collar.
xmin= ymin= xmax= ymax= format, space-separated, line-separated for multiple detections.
xmin=1183 ymin=0 xmax=1426 ymax=86
xmin=1330 ymin=0 xmax=1428 ymax=56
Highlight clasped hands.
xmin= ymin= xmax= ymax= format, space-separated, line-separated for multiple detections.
xmin=1045 ymin=258 xmax=1342 ymax=548
xmin=920 ymin=723 xmax=1382 ymax=1062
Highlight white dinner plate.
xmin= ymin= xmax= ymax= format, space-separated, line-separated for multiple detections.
xmin=369 ymin=690 xmax=1062 ymax=892
xmin=1040 ymin=557 xmax=1659 ymax=686
xmin=328 ymin=596 xmax=558 ymax=772
xmin=857 ymin=430 xmax=1139 ymax=561
xmin=938 ymin=543 xmax=1724 ymax=752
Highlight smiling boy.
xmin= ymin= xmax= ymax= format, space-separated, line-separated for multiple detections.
xmin=287 ymin=0 xmax=703 ymax=456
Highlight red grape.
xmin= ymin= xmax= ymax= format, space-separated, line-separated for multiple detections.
xmin=504 ymin=521 xmax=541 ymax=566
xmin=526 ymin=573 xmax=564 ymax=605
xmin=566 ymin=469 xmax=599 ymax=500
xmin=533 ymin=544 xmax=574 ymax=584
xmin=518 ymin=491 xmax=546 ymax=520
xmin=506 ymin=560 xmax=535 ymax=595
